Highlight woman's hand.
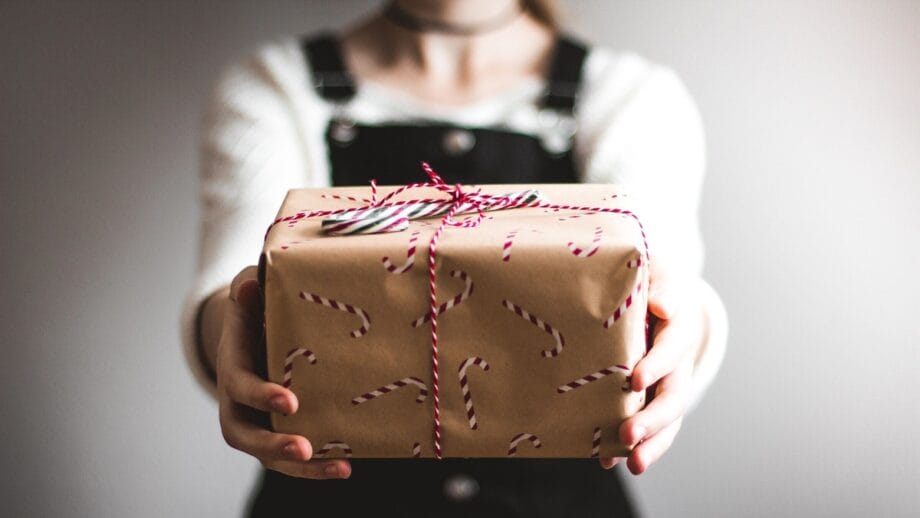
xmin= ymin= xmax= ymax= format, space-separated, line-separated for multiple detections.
xmin=600 ymin=264 xmax=705 ymax=475
xmin=216 ymin=266 xmax=352 ymax=479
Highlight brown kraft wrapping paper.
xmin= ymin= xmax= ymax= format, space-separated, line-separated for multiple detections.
xmin=261 ymin=183 xmax=649 ymax=459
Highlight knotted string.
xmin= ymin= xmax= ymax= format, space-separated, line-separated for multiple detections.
xmin=265 ymin=162 xmax=650 ymax=459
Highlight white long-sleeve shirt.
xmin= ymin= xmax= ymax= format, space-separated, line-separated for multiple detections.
xmin=182 ymin=36 xmax=727 ymax=409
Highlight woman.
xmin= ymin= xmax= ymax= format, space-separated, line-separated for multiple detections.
xmin=182 ymin=1 xmax=728 ymax=516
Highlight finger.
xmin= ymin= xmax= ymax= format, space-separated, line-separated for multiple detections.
xmin=228 ymin=267 xmax=262 ymax=325
xmin=219 ymin=280 xmax=263 ymax=375
xmin=263 ymin=458 xmax=353 ymax=480
xmin=219 ymin=401 xmax=313 ymax=462
xmin=599 ymin=457 xmax=624 ymax=470
xmin=631 ymin=314 xmax=695 ymax=392
xmin=229 ymin=266 xmax=260 ymax=302
xmin=620 ymin=358 xmax=693 ymax=446
xmin=647 ymin=265 xmax=683 ymax=319
xmin=626 ymin=418 xmax=682 ymax=476
xmin=222 ymin=363 xmax=297 ymax=414
xmin=219 ymin=296 xmax=297 ymax=414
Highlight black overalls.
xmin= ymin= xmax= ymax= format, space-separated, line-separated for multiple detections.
xmin=246 ymin=33 xmax=640 ymax=518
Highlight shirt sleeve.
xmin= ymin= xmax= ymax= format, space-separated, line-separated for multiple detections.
xmin=575 ymin=50 xmax=728 ymax=411
xmin=180 ymin=42 xmax=318 ymax=398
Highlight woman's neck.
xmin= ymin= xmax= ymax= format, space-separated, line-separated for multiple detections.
xmin=389 ymin=0 xmax=522 ymax=33
xmin=342 ymin=1 xmax=555 ymax=105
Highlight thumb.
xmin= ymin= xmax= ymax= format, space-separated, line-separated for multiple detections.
xmin=647 ymin=264 xmax=682 ymax=319
xmin=230 ymin=265 xmax=262 ymax=314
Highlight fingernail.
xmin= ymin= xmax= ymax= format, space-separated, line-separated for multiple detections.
xmin=651 ymin=291 xmax=674 ymax=316
xmin=283 ymin=442 xmax=300 ymax=459
xmin=661 ymin=298 xmax=675 ymax=315
xmin=633 ymin=371 xmax=650 ymax=392
xmin=324 ymin=463 xmax=339 ymax=477
xmin=631 ymin=375 xmax=644 ymax=392
xmin=270 ymin=395 xmax=288 ymax=413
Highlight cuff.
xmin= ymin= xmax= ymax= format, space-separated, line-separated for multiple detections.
xmin=180 ymin=283 xmax=224 ymax=401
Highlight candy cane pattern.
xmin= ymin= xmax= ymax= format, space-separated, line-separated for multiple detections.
xmin=313 ymin=441 xmax=353 ymax=458
xmin=507 ymin=433 xmax=542 ymax=457
xmin=351 ymin=377 xmax=429 ymax=405
xmin=299 ymin=291 xmax=370 ymax=338
xmin=603 ymin=256 xmax=645 ymax=327
xmin=501 ymin=228 xmax=542 ymax=262
xmin=567 ymin=226 xmax=603 ymax=258
xmin=501 ymin=229 xmax=518 ymax=262
xmin=411 ymin=270 xmax=473 ymax=328
xmin=591 ymin=427 xmax=602 ymax=457
xmin=557 ymin=364 xmax=632 ymax=394
xmin=557 ymin=211 xmax=597 ymax=222
xmin=603 ymin=281 xmax=643 ymax=329
xmin=264 ymin=163 xmax=653 ymax=461
xmin=458 ymin=357 xmax=490 ymax=430
xmin=412 ymin=442 xmax=422 ymax=458
xmin=381 ymin=230 xmax=421 ymax=274
xmin=501 ymin=299 xmax=565 ymax=358
xmin=281 ymin=348 xmax=316 ymax=389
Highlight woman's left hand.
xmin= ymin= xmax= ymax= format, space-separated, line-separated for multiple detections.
xmin=600 ymin=264 xmax=705 ymax=475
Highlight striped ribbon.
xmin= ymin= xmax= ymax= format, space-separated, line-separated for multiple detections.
xmin=264 ymin=162 xmax=651 ymax=459
xmin=320 ymin=188 xmax=544 ymax=235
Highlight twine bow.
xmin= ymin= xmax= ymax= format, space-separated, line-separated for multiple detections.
xmin=265 ymin=162 xmax=650 ymax=459
xmin=320 ymin=166 xmax=544 ymax=236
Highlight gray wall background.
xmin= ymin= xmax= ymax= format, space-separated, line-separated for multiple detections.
xmin=2 ymin=1 xmax=918 ymax=516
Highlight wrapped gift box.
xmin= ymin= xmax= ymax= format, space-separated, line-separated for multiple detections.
xmin=260 ymin=183 xmax=649 ymax=458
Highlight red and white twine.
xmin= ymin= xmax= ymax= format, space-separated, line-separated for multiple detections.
xmin=321 ymin=193 xmax=371 ymax=204
xmin=557 ymin=210 xmax=597 ymax=222
xmin=411 ymin=270 xmax=473 ymax=328
xmin=264 ymin=162 xmax=649 ymax=459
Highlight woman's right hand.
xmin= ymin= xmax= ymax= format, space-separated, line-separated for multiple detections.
xmin=216 ymin=266 xmax=352 ymax=479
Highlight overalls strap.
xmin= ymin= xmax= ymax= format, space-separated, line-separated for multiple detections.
xmin=541 ymin=36 xmax=588 ymax=112
xmin=302 ymin=32 xmax=357 ymax=102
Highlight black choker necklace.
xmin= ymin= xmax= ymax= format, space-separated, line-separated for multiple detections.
xmin=383 ymin=1 xmax=523 ymax=36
